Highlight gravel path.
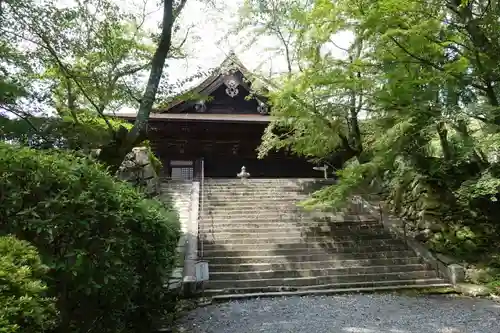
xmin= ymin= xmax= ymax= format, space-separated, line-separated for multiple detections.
xmin=176 ymin=294 xmax=500 ymax=333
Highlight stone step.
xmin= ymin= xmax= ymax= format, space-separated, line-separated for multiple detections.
xmin=210 ymin=263 xmax=433 ymax=281
xmin=199 ymin=216 xmax=376 ymax=223
xmin=201 ymin=206 xmax=308 ymax=213
xmin=199 ymin=220 xmax=378 ymax=228
xmin=204 ymin=183 xmax=307 ymax=187
xmin=204 ymin=183 xmax=315 ymax=188
xmin=200 ymin=234 xmax=395 ymax=244
xmin=202 ymin=238 xmax=405 ymax=251
xmin=203 ymin=210 xmax=367 ymax=217
xmin=203 ymin=184 xmax=308 ymax=189
xmin=204 ymin=193 xmax=308 ymax=197
xmin=200 ymin=212 xmax=380 ymax=226
xmin=209 ymin=264 xmax=431 ymax=280
xmin=199 ymin=217 xmax=379 ymax=224
xmin=204 ymin=195 xmax=309 ymax=200
xmin=203 ymin=278 xmax=449 ymax=296
xmin=203 ymin=183 xmax=319 ymax=188
xmin=202 ymin=199 xmax=310 ymax=205
xmin=203 ymin=243 xmax=408 ymax=257
xmin=206 ymin=257 xmax=425 ymax=272
xmin=204 ymin=179 xmax=313 ymax=183
xmin=199 ymin=229 xmax=390 ymax=240
xmin=204 ymin=191 xmax=310 ymax=196
xmin=202 ymin=208 xmax=305 ymax=214
xmin=204 ymin=184 xmax=307 ymax=188
xmin=203 ymin=205 xmax=364 ymax=215
xmin=200 ymin=213 xmax=376 ymax=221
xmin=200 ymin=224 xmax=385 ymax=234
xmin=198 ymin=220 xmax=380 ymax=229
xmin=205 ymin=182 xmax=310 ymax=185
xmin=205 ymin=250 xmax=417 ymax=265
xmin=206 ymin=270 xmax=438 ymax=290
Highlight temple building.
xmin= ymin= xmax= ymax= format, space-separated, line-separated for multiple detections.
xmin=115 ymin=52 xmax=319 ymax=180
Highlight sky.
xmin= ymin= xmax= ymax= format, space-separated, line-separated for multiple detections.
xmin=150 ymin=0 xmax=292 ymax=83
xmin=126 ymin=0 xmax=353 ymax=89
xmin=43 ymin=0 xmax=354 ymax=114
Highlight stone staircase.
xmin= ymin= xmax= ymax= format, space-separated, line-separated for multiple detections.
xmin=160 ymin=180 xmax=193 ymax=290
xmin=198 ymin=178 xmax=451 ymax=300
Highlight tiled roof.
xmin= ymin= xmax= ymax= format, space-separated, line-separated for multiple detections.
xmin=113 ymin=112 xmax=271 ymax=123
xmin=156 ymin=51 xmax=263 ymax=113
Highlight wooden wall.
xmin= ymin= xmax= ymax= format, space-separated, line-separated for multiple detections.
xmin=147 ymin=120 xmax=320 ymax=178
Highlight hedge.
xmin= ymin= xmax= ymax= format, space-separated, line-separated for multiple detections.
xmin=0 ymin=235 xmax=58 ymax=333
xmin=0 ymin=143 xmax=180 ymax=333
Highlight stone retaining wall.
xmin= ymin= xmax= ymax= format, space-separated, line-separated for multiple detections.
xmin=116 ymin=147 xmax=159 ymax=196
xmin=353 ymin=195 xmax=466 ymax=285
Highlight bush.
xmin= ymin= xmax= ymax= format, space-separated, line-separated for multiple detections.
xmin=0 ymin=235 xmax=58 ymax=333
xmin=0 ymin=143 xmax=180 ymax=333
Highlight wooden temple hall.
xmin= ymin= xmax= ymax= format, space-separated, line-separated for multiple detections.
xmin=116 ymin=53 xmax=319 ymax=180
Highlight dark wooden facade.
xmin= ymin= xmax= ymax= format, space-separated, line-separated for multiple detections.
xmin=117 ymin=53 xmax=320 ymax=179
xmin=147 ymin=120 xmax=317 ymax=178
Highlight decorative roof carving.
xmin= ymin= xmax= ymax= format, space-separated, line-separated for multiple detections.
xmin=224 ymin=77 xmax=240 ymax=98
xmin=194 ymin=100 xmax=207 ymax=112
xmin=257 ymin=100 xmax=269 ymax=114
xmin=157 ymin=51 xmax=269 ymax=114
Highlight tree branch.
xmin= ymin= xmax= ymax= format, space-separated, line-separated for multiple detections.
xmin=388 ymin=35 xmax=488 ymax=92
xmin=1 ymin=105 xmax=53 ymax=145
xmin=7 ymin=5 xmax=116 ymax=133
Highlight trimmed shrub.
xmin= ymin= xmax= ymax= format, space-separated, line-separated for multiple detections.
xmin=0 ymin=235 xmax=58 ymax=333
xmin=0 ymin=143 xmax=180 ymax=333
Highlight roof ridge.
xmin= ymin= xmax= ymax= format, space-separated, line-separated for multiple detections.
xmin=156 ymin=51 xmax=256 ymax=113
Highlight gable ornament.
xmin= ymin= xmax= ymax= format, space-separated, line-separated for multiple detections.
xmin=194 ymin=100 xmax=207 ymax=112
xmin=257 ymin=100 xmax=269 ymax=114
xmin=224 ymin=78 xmax=239 ymax=98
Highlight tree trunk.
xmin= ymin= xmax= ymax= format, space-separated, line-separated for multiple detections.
xmin=97 ymin=0 xmax=178 ymax=173
xmin=127 ymin=0 xmax=175 ymax=143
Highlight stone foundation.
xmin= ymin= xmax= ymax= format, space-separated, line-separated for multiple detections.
xmin=116 ymin=147 xmax=159 ymax=196
xmin=353 ymin=195 xmax=466 ymax=285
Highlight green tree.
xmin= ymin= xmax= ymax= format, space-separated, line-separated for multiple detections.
xmin=253 ymin=0 xmax=500 ymax=237
xmin=238 ymin=0 xmax=314 ymax=74
xmin=1 ymin=0 xmax=191 ymax=170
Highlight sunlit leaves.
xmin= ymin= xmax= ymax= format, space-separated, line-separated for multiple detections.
xmin=247 ymin=0 xmax=500 ymax=220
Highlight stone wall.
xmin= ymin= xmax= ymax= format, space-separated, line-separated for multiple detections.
xmin=353 ymin=195 xmax=466 ymax=285
xmin=116 ymin=147 xmax=160 ymax=197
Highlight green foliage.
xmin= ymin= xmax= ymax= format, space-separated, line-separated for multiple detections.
xmin=244 ymin=0 xmax=500 ymax=266
xmin=428 ymin=225 xmax=487 ymax=259
xmin=0 ymin=235 xmax=58 ymax=333
xmin=2 ymin=0 xmax=155 ymax=114
xmin=144 ymin=142 xmax=164 ymax=175
xmin=0 ymin=111 xmax=131 ymax=152
xmin=2 ymin=0 xmax=192 ymax=172
xmin=0 ymin=143 xmax=180 ymax=333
